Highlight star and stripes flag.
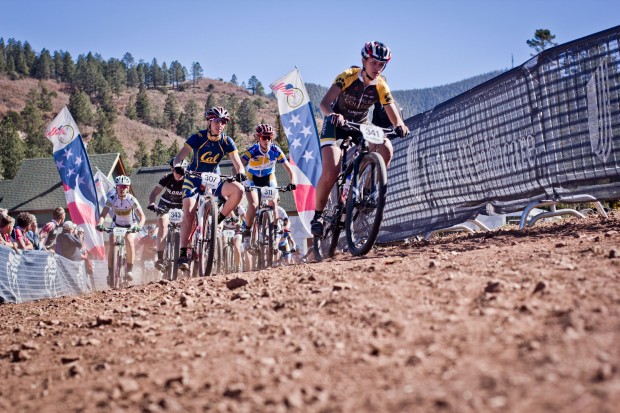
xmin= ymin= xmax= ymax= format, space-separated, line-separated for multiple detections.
xmin=270 ymin=69 xmax=322 ymax=236
xmin=45 ymin=106 xmax=105 ymax=259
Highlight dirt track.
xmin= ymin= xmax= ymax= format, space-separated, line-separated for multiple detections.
xmin=1 ymin=212 xmax=619 ymax=413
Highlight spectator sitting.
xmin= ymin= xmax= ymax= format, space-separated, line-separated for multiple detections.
xmin=39 ymin=207 xmax=66 ymax=251
xmin=0 ymin=214 xmax=18 ymax=251
xmin=13 ymin=212 xmax=34 ymax=251
xmin=25 ymin=213 xmax=44 ymax=250
xmin=55 ymin=221 xmax=83 ymax=261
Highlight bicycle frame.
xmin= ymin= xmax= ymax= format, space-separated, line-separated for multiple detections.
xmin=314 ymin=122 xmax=394 ymax=260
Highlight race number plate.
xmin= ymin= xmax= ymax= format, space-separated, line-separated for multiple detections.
xmin=222 ymin=229 xmax=236 ymax=238
xmin=201 ymin=172 xmax=221 ymax=190
xmin=360 ymin=124 xmax=385 ymax=144
xmin=260 ymin=186 xmax=277 ymax=201
xmin=112 ymin=227 xmax=128 ymax=237
xmin=169 ymin=208 xmax=183 ymax=224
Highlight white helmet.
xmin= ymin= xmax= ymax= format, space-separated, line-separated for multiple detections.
xmin=114 ymin=175 xmax=131 ymax=186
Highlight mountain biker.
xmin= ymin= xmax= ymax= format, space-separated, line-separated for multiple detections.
xmin=240 ymin=123 xmax=297 ymax=248
xmin=147 ymin=159 xmax=187 ymax=270
xmin=96 ymin=175 xmax=145 ymax=286
xmin=310 ymin=41 xmax=410 ymax=235
xmin=172 ymin=106 xmax=247 ymax=270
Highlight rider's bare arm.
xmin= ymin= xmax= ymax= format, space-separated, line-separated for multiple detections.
xmin=230 ymin=151 xmax=246 ymax=176
xmin=173 ymin=146 xmax=191 ymax=168
xmin=282 ymin=159 xmax=297 ymax=186
xmin=384 ymin=103 xmax=409 ymax=135
xmin=148 ymin=185 xmax=163 ymax=205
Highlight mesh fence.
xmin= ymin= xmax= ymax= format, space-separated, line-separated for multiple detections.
xmin=380 ymin=25 xmax=620 ymax=242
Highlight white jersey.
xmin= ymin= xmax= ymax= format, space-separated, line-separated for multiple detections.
xmin=277 ymin=206 xmax=288 ymax=221
xmin=105 ymin=193 xmax=141 ymax=227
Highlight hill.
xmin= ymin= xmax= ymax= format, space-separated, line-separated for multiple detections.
xmin=0 ymin=75 xmax=279 ymax=170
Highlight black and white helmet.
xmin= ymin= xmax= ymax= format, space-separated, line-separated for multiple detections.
xmin=361 ymin=41 xmax=392 ymax=63
xmin=205 ymin=106 xmax=231 ymax=121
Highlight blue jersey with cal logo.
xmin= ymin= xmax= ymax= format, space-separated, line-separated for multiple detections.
xmin=185 ymin=130 xmax=238 ymax=172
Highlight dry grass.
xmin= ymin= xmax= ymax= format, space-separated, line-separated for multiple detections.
xmin=0 ymin=75 xmax=279 ymax=165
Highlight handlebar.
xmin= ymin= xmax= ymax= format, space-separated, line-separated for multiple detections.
xmin=244 ymin=185 xmax=293 ymax=193
xmin=186 ymin=171 xmax=242 ymax=183
xmin=97 ymin=226 xmax=140 ymax=234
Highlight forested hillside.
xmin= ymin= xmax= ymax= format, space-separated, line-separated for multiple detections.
xmin=0 ymin=36 xmax=506 ymax=181
xmin=0 ymin=37 xmax=282 ymax=180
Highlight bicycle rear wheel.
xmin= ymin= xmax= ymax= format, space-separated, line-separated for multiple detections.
xmin=345 ymin=152 xmax=387 ymax=256
xmin=199 ymin=198 xmax=218 ymax=276
xmin=258 ymin=211 xmax=274 ymax=269
xmin=313 ymin=183 xmax=342 ymax=261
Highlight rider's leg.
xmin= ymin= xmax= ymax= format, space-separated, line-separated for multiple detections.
xmin=244 ymin=190 xmax=258 ymax=229
xmin=125 ymin=232 xmax=136 ymax=280
xmin=180 ymin=197 xmax=196 ymax=250
xmin=315 ymin=145 xmax=342 ymax=211
xmin=220 ymin=181 xmax=244 ymax=217
xmin=370 ymin=138 xmax=394 ymax=167
xmin=157 ymin=214 xmax=168 ymax=256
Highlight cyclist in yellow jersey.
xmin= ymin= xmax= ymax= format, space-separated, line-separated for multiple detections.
xmin=311 ymin=41 xmax=410 ymax=235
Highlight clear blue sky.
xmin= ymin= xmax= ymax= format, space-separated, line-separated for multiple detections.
xmin=1 ymin=0 xmax=619 ymax=90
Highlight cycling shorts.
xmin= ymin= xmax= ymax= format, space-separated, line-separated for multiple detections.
xmin=320 ymin=115 xmax=363 ymax=148
xmin=182 ymin=175 xmax=224 ymax=199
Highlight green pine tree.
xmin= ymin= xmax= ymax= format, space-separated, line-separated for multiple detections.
xmin=274 ymin=114 xmax=289 ymax=154
xmin=163 ymin=93 xmax=180 ymax=128
xmin=150 ymin=137 xmax=168 ymax=166
xmin=133 ymin=140 xmax=151 ymax=168
xmin=236 ymin=98 xmax=257 ymax=135
xmin=69 ymin=89 xmax=94 ymax=126
xmin=136 ymin=84 xmax=151 ymax=123
xmin=527 ymin=29 xmax=558 ymax=55
xmin=0 ymin=117 xmax=26 ymax=179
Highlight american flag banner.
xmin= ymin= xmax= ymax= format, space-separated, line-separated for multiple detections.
xmin=45 ymin=107 xmax=105 ymax=259
xmin=270 ymin=69 xmax=322 ymax=236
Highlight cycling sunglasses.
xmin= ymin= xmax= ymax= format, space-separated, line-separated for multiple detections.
xmin=173 ymin=167 xmax=185 ymax=175
xmin=117 ymin=185 xmax=128 ymax=189
xmin=259 ymin=135 xmax=273 ymax=141
xmin=213 ymin=118 xmax=228 ymax=125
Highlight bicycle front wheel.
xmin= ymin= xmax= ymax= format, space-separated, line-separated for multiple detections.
xmin=345 ymin=152 xmax=387 ymax=256
xmin=258 ymin=211 xmax=274 ymax=269
xmin=199 ymin=198 xmax=218 ymax=277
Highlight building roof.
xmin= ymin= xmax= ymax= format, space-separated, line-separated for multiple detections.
xmin=0 ymin=153 xmax=125 ymax=213
xmin=131 ymin=159 xmax=297 ymax=223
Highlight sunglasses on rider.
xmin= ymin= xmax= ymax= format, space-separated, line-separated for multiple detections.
xmin=173 ymin=167 xmax=185 ymax=175
xmin=117 ymin=185 xmax=128 ymax=189
xmin=213 ymin=118 xmax=228 ymax=125
xmin=259 ymin=135 xmax=272 ymax=141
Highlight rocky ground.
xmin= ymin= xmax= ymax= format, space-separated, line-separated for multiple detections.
xmin=1 ymin=212 xmax=619 ymax=413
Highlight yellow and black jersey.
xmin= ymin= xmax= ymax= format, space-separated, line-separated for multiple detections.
xmin=331 ymin=67 xmax=394 ymax=123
